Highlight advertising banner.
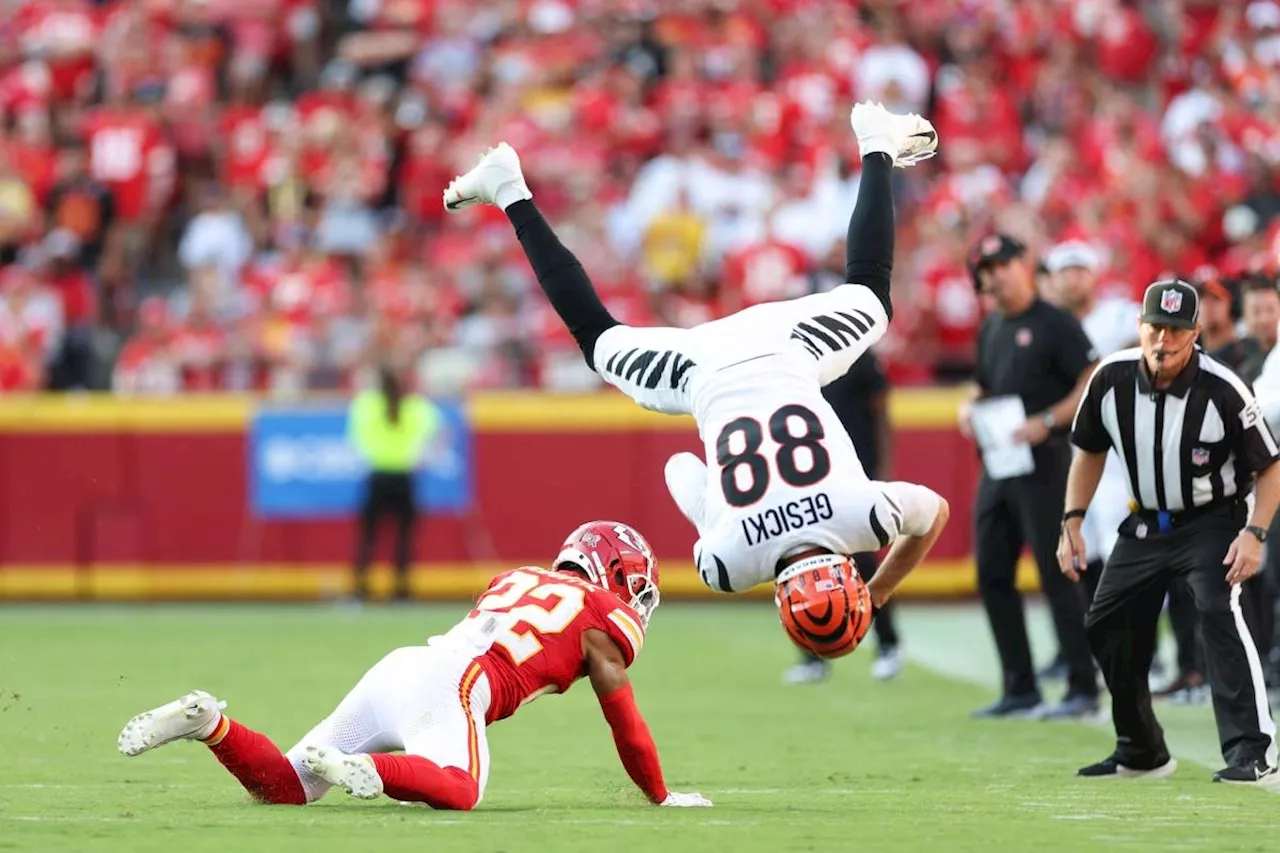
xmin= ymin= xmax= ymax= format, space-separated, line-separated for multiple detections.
xmin=249 ymin=402 xmax=472 ymax=518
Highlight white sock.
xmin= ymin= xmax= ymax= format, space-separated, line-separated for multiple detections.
xmin=494 ymin=181 xmax=532 ymax=210
xmin=857 ymin=135 xmax=896 ymax=162
xmin=196 ymin=711 xmax=223 ymax=741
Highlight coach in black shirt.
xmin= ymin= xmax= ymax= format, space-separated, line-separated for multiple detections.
xmin=1060 ymin=279 xmax=1280 ymax=783
xmin=961 ymin=234 xmax=1099 ymax=719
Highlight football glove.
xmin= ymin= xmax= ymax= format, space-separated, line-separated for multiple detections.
xmin=660 ymin=791 xmax=713 ymax=807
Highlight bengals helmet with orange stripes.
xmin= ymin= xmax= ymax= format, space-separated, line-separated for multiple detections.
xmin=555 ymin=521 xmax=661 ymax=627
xmin=774 ymin=554 xmax=873 ymax=659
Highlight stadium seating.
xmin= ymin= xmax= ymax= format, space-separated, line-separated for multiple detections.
xmin=0 ymin=0 xmax=1274 ymax=395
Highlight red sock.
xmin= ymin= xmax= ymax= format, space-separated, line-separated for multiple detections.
xmin=203 ymin=717 xmax=307 ymax=806
xmin=369 ymin=754 xmax=479 ymax=811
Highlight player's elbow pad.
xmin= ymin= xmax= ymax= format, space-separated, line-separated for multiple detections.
xmin=931 ymin=495 xmax=950 ymax=530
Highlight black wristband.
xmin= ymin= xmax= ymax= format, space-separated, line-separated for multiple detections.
xmin=1062 ymin=509 xmax=1087 ymax=522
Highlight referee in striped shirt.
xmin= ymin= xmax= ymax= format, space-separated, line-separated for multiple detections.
xmin=1058 ymin=279 xmax=1280 ymax=784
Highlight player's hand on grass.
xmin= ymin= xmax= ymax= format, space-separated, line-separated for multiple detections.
xmin=660 ymin=791 xmax=713 ymax=807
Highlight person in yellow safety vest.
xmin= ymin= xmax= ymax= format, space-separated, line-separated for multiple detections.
xmin=347 ymin=365 xmax=442 ymax=601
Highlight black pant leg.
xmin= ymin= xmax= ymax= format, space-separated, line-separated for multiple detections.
xmin=505 ymin=200 xmax=619 ymax=369
xmin=353 ymin=475 xmax=387 ymax=599
xmin=853 ymin=551 xmax=898 ymax=649
xmin=975 ymin=475 xmax=1036 ymax=697
xmin=1015 ymin=448 xmax=1097 ymax=698
xmin=844 ymin=152 xmax=896 ymax=321
xmin=1082 ymin=559 xmax=1104 ymax=605
xmin=1085 ymin=536 xmax=1171 ymax=767
xmin=1179 ymin=521 xmax=1276 ymax=768
xmin=388 ymin=474 xmax=417 ymax=600
xmin=1168 ymin=577 xmax=1205 ymax=677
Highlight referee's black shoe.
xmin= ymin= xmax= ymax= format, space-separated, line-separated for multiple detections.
xmin=971 ymin=692 xmax=1041 ymax=718
xmin=1077 ymin=755 xmax=1177 ymax=779
xmin=1212 ymin=760 xmax=1277 ymax=785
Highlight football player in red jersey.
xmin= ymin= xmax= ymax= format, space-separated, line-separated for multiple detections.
xmin=117 ymin=521 xmax=711 ymax=810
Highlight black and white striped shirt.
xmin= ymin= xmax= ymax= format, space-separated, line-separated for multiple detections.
xmin=1071 ymin=348 xmax=1280 ymax=512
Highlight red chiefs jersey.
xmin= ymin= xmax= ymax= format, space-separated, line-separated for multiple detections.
xmin=113 ymin=337 xmax=180 ymax=395
xmin=0 ymin=343 xmax=39 ymax=392
xmin=170 ymin=322 xmax=226 ymax=391
xmin=722 ymin=239 xmax=810 ymax=311
xmin=83 ymin=107 xmax=173 ymax=221
xmin=13 ymin=0 xmax=99 ymax=101
xmin=4 ymin=139 xmax=56 ymax=204
xmin=242 ymin=256 xmax=349 ymax=323
xmin=219 ymin=104 xmax=272 ymax=190
xmin=471 ymin=567 xmax=646 ymax=725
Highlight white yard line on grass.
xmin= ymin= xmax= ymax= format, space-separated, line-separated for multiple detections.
xmin=0 ymin=782 xmax=201 ymax=789
xmin=1 ymin=814 xmax=136 ymax=823
xmin=897 ymin=602 xmax=1277 ymax=785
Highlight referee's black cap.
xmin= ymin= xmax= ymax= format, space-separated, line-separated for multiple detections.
xmin=1140 ymin=279 xmax=1199 ymax=330
xmin=969 ymin=233 xmax=1027 ymax=288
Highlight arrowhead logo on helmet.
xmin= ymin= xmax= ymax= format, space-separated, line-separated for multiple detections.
xmin=555 ymin=521 xmax=661 ymax=626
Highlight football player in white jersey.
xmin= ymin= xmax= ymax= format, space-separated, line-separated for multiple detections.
xmin=444 ymin=102 xmax=950 ymax=641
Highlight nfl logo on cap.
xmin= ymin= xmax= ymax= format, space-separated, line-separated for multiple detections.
xmin=1141 ymin=279 xmax=1198 ymax=329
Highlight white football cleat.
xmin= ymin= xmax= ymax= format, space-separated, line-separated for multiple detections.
xmin=118 ymin=690 xmax=226 ymax=757
xmin=442 ymin=142 xmax=532 ymax=213
xmin=302 ymin=745 xmax=384 ymax=800
xmin=849 ymin=101 xmax=938 ymax=168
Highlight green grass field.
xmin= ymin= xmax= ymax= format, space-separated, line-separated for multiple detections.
xmin=1 ymin=602 xmax=1274 ymax=853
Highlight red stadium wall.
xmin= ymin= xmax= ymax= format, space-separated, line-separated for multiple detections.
xmin=0 ymin=390 xmax=1039 ymax=600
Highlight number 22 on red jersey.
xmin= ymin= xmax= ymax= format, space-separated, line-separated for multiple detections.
xmin=470 ymin=568 xmax=645 ymax=666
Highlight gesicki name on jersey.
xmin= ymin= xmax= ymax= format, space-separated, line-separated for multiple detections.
xmin=740 ymin=492 xmax=834 ymax=547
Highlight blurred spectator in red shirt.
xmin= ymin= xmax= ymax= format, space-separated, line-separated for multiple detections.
xmin=113 ymin=295 xmax=178 ymax=395
xmin=0 ymin=0 xmax=1270 ymax=395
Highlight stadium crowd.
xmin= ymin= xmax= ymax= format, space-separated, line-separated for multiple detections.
xmin=0 ymin=0 xmax=1276 ymax=395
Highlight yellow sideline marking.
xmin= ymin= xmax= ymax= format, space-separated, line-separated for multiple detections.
xmin=0 ymin=388 xmax=967 ymax=432
xmin=0 ymin=557 xmax=1040 ymax=600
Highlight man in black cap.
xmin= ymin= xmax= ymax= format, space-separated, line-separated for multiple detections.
xmin=960 ymin=234 xmax=1100 ymax=719
xmin=1060 ymin=279 xmax=1280 ymax=783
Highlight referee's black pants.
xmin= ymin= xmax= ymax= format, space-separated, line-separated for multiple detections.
xmin=1088 ymin=503 xmax=1276 ymax=769
xmin=1166 ymin=577 xmax=1205 ymax=679
xmin=353 ymin=471 xmax=417 ymax=600
xmin=975 ymin=441 xmax=1097 ymax=700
